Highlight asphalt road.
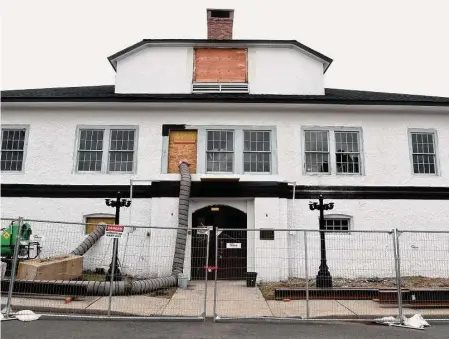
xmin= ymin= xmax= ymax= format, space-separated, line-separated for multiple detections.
xmin=2 ymin=319 xmax=449 ymax=339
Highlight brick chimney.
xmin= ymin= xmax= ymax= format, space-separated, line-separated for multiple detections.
xmin=207 ymin=9 xmax=234 ymax=40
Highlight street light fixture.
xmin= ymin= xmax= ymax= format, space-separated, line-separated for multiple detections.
xmin=309 ymin=194 xmax=334 ymax=288
xmin=105 ymin=191 xmax=131 ymax=281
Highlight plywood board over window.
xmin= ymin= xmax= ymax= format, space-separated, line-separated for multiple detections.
xmin=168 ymin=130 xmax=198 ymax=173
xmin=85 ymin=217 xmax=115 ymax=234
xmin=194 ymin=48 xmax=247 ymax=83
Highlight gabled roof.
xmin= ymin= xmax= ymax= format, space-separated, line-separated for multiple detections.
xmin=2 ymin=85 xmax=449 ymax=107
xmin=107 ymin=39 xmax=333 ymax=73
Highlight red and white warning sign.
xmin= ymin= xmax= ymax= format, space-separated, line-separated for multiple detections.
xmin=105 ymin=225 xmax=124 ymax=238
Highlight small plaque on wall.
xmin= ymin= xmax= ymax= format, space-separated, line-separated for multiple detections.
xmin=226 ymin=243 xmax=241 ymax=249
xmin=260 ymin=229 xmax=275 ymax=240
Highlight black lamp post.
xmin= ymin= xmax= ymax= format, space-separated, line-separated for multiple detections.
xmin=309 ymin=195 xmax=334 ymax=288
xmin=105 ymin=191 xmax=131 ymax=281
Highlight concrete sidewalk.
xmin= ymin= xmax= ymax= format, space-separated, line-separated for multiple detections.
xmin=2 ymin=281 xmax=449 ymax=319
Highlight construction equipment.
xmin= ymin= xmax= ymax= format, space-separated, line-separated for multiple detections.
xmin=1 ymin=221 xmax=41 ymax=275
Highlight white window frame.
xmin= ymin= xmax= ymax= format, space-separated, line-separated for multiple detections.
xmin=408 ymin=128 xmax=439 ymax=176
xmin=198 ymin=126 xmax=278 ymax=175
xmin=161 ymin=125 xmax=278 ymax=175
xmin=205 ymin=129 xmax=235 ymax=174
xmin=74 ymin=125 xmax=138 ymax=174
xmin=322 ymin=214 xmax=353 ymax=234
xmin=301 ymin=126 xmax=364 ymax=176
xmin=1 ymin=124 xmax=30 ymax=173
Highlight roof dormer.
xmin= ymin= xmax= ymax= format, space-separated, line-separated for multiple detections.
xmin=110 ymin=10 xmax=332 ymax=96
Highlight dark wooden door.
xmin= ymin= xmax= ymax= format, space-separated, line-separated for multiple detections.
xmin=190 ymin=205 xmax=247 ymax=280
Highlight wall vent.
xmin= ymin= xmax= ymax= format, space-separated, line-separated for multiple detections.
xmin=192 ymin=83 xmax=249 ymax=93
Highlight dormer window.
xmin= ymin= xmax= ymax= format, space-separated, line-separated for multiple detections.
xmin=192 ymin=48 xmax=249 ymax=93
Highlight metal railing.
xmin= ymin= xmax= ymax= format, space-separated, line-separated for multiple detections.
xmin=1 ymin=217 xmax=448 ymax=323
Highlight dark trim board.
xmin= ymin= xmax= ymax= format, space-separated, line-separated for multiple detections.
xmin=161 ymin=124 xmax=186 ymax=136
xmin=1 ymin=182 xmax=449 ymax=200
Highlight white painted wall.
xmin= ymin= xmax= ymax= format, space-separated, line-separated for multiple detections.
xmin=1 ymin=102 xmax=448 ymax=281
xmin=248 ymin=47 xmax=325 ymax=95
xmin=114 ymin=47 xmax=194 ymax=94
xmin=2 ymin=103 xmax=448 ymax=186
xmin=288 ymin=199 xmax=449 ymax=280
xmin=113 ymin=45 xmax=325 ymax=95
xmin=2 ymin=196 xmax=448 ymax=280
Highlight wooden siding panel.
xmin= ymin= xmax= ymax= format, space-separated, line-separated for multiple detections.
xmin=194 ymin=48 xmax=247 ymax=83
xmin=168 ymin=130 xmax=197 ymax=173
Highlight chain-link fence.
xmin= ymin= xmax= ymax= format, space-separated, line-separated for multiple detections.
xmin=212 ymin=228 xmax=449 ymax=322
xmin=1 ymin=218 xmax=210 ymax=320
xmin=1 ymin=218 xmax=448 ymax=322
xmin=396 ymin=230 xmax=449 ymax=321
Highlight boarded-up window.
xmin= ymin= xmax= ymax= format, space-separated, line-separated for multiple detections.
xmin=85 ymin=217 xmax=115 ymax=234
xmin=194 ymin=48 xmax=247 ymax=83
xmin=168 ymin=130 xmax=197 ymax=173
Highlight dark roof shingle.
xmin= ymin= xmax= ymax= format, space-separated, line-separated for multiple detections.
xmin=2 ymin=85 xmax=449 ymax=106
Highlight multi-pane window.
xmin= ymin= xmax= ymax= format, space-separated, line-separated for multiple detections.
xmin=77 ymin=127 xmax=136 ymax=173
xmin=77 ymin=129 xmax=104 ymax=171
xmin=1 ymin=128 xmax=27 ymax=171
xmin=244 ymin=131 xmax=271 ymax=172
xmin=410 ymin=132 xmax=437 ymax=174
xmin=304 ymin=131 xmax=329 ymax=173
xmin=109 ymin=130 xmax=135 ymax=172
xmin=324 ymin=217 xmax=350 ymax=232
xmin=206 ymin=130 xmax=234 ymax=172
xmin=304 ymin=128 xmax=363 ymax=175
xmin=335 ymin=131 xmax=360 ymax=174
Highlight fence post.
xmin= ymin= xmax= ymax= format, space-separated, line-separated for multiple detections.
xmin=107 ymin=239 xmax=118 ymax=317
xmin=202 ymin=226 xmax=213 ymax=321
xmin=303 ymin=231 xmax=310 ymax=319
xmin=213 ymin=229 xmax=219 ymax=322
xmin=5 ymin=217 xmax=24 ymax=319
xmin=392 ymin=229 xmax=403 ymax=323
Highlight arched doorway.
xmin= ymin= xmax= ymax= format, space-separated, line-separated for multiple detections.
xmin=191 ymin=205 xmax=247 ymax=280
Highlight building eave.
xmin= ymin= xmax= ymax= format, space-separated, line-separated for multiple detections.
xmin=107 ymin=39 xmax=333 ymax=73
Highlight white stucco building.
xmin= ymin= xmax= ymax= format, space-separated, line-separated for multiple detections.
xmin=2 ymin=9 xmax=448 ymax=281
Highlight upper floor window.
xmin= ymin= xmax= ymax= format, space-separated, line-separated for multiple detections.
xmin=206 ymin=130 xmax=234 ymax=172
xmin=303 ymin=127 xmax=363 ymax=175
xmin=204 ymin=128 xmax=274 ymax=174
xmin=409 ymin=130 xmax=438 ymax=175
xmin=244 ymin=131 xmax=271 ymax=173
xmin=192 ymin=48 xmax=249 ymax=93
xmin=304 ymin=130 xmax=329 ymax=173
xmin=1 ymin=126 xmax=28 ymax=172
xmin=76 ymin=126 xmax=137 ymax=173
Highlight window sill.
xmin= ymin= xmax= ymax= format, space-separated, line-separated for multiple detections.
xmin=1 ymin=171 xmax=26 ymax=174
xmin=411 ymin=173 xmax=439 ymax=177
xmin=74 ymin=171 xmax=136 ymax=175
xmin=304 ymin=172 xmax=332 ymax=176
xmin=335 ymin=172 xmax=363 ymax=176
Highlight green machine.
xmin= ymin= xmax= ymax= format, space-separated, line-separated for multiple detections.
xmin=1 ymin=221 xmax=41 ymax=269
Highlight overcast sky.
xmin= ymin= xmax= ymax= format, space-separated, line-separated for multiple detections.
xmin=2 ymin=0 xmax=449 ymax=96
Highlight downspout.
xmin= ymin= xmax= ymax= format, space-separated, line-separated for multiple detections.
xmin=287 ymin=181 xmax=296 ymax=278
